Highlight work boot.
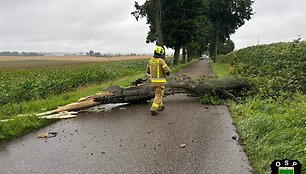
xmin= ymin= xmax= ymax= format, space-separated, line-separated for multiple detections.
xmin=158 ymin=106 xmax=165 ymax=111
xmin=151 ymin=110 xmax=158 ymax=116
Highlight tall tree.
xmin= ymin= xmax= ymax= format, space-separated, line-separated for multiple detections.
xmin=155 ymin=0 xmax=163 ymax=45
xmin=132 ymin=1 xmax=163 ymax=45
xmin=207 ymin=0 xmax=253 ymax=61
xmin=186 ymin=15 xmax=212 ymax=60
xmin=132 ymin=0 xmax=166 ymax=58
xmin=218 ymin=39 xmax=235 ymax=54
xmin=182 ymin=46 xmax=187 ymax=63
xmin=132 ymin=0 xmax=252 ymax=63
xmin=132 ymin=0 xmax=210 ymax=65
xmin=162 ymin=0 xmax=212 ymax=64
xmin=89 ymin=50 xmax=94 ymax=56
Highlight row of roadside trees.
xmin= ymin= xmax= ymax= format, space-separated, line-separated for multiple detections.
xmin=132 ymin=0 xmax=253 ymax=64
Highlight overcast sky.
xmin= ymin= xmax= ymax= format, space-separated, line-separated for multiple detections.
xmin=0 ymin=0 xmax=305 ymax=54
xmin=232 ymin=0 xmax=306 ymax=49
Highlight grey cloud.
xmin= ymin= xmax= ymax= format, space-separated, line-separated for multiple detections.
xmin=1 ymin=0 xmax=304 ymax=53
xmin=232 ymin=0 xmax=306 ymax=49
xmin=0 ymin=0 xmax=154 ymax=53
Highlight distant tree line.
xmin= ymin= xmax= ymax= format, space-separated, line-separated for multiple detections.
xmin=0 ymin=51 xmax=44 ymax=56
xmin=132 ymin=0 xmax=253 ymax=64
xmin=86 ymin=50 xmax=137 ymax=57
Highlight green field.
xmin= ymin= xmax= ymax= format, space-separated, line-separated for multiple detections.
xmin=213 ymin=41 xmax=306 ymax=174
xmin=0 ymin=60 xmax=86 ymax=69
xmin=0 ymin=60 xmax=147 ymax=115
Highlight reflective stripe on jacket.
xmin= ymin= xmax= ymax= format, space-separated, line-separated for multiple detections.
xmin=147 ymin=57 xmax=170 ymax=84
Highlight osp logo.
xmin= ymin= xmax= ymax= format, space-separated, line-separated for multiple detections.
xmin=270 ymin=159 xmax=302 ymax=174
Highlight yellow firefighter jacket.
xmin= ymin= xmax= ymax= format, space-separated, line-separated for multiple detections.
xmin=147 ymin=57 xmax=171 ymax=86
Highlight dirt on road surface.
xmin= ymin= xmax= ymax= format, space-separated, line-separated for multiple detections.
xmin=0 ymin=59 xmax=252 ymax=174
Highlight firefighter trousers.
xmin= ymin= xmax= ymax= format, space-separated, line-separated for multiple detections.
xmin=151 ymin=84 xmax=165 ymax=112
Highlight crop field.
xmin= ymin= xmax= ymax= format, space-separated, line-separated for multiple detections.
xmin=0 ymin=60 xmax=87 ymax=69
xmin=0 ymin=59 xmax=148 ymax=120
xmin=0 ymin=55 xmax=150 ymax=62
xmin=0 ymin=55 xmax=150 ymax=69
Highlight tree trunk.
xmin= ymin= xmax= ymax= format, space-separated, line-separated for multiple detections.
xmin=182 ymin=46 xmax=186 ymax=63
xmin=213 ymin=29 xmax=219 ymax=62
xmin=210 ymin=19 xmax=222 ymax=62
xmin=173 ymin=47 xmax=180 ymax=65
xmin=187 ymin=48 xmax=195 ymax=61
xmin=187 ymin=49 xmax=192 ymax=62
xmin=195 ymin=50 xmax=200 ymax=58
xmin=155 ymin=0 xmax=163 ymax=46
xmin=38 ymin=76 xmax=251 ymax=117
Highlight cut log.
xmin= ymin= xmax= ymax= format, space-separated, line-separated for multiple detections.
xmin=37 ymin=75 xmax=251 ymax=118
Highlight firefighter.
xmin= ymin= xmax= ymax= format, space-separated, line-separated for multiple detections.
xmin=147 ymin=46 xmax=171 ymax=116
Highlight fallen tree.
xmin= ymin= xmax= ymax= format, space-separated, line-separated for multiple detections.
xmin=94 ymin=75 xmax=251 ymax=103
xmin=37 ymin=75 xmax=251 ymax=119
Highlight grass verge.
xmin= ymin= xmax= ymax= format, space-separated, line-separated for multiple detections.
xmin=0 ymin=59 xmax=197 ymax=143
xmin=211 ymin=62 xmax=306 ymax=174
xmin=230 ymin=94 xmax=305 ymax=174
xmin=211 ymin=63 xmax=233 ymax=78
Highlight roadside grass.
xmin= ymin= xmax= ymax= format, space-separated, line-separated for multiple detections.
xmin=0 ymin=59 xmax=197 ymax=143
xmin=171 ymin=59 xmax=198 ymax=72
xmin=211 ymin=63 xmax=233 ymax=78
xmin=230 ymin=94 xmax=306 ymax=174
xmin=212 ymin=49 xmax=306 ymax=174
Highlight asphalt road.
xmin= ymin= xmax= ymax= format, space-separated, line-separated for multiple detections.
xmin=0 ymin=59 xmax=252 ymax=174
